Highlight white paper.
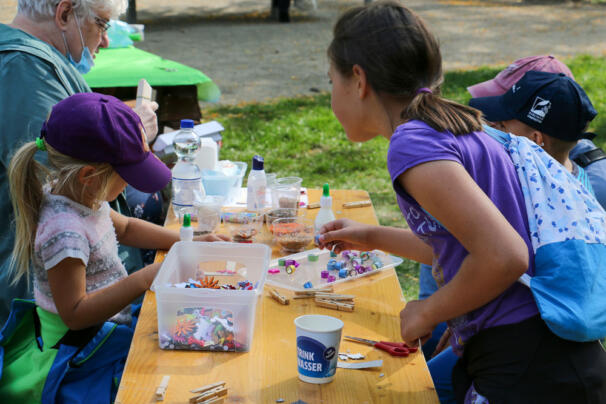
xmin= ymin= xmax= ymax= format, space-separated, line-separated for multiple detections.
xmin=152 ymin=121 xmax=224 ymax=152
xmin=337 ymin=360 xmax=383 ymax=369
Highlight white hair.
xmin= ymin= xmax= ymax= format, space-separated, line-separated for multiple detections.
xmin=17 ymin=0 xmax=127 ymax=22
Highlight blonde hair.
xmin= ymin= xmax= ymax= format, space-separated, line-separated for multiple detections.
xmin=8 ymin=139 xmax=116 ymax=284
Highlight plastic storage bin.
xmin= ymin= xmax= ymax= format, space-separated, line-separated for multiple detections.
xmin=202 ymin=161 xmax=247 ymax=202
xmin=151 ymin=241 xmax=271 ymax=351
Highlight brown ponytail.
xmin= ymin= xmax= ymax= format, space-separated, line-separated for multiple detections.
xmin=328 ymin=1 xmax=483 ymax=135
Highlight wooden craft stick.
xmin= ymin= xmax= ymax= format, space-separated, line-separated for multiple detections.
xmin=155 ymin=375 xmax=170 ymax=401
xmin=136 ymin=78 xmax=152 ymax=107
xmin=190 ymin=381 xmax=226 ymax=394
xmin=342 ymin=200 xmax=372 ymax=209
xmin=315 ymin=299 xmax=354 ymax=312
xmin=307 ymin=202 xmax=321 ymax=209
xmin=270 ymin=289 xmax=290 ymax=305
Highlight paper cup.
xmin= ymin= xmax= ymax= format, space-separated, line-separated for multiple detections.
xmin=294 ymin=314 xmax=344 ymax=384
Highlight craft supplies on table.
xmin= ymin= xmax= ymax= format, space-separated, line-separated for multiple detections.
xmin=151 ymin=241 xmax=271 ymax=352
xmin=266 ymin=248 xmax=402 ymax=291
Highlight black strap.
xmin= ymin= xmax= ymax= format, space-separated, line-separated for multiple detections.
xmin=51 ymin=323 xmax=103 ymax=350
xmin=32 ymin=308 xmax=43 ymax=352
xmin=573 ymin=147 xmax=606 ymax=168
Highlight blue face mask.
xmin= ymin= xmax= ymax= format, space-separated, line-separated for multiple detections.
xmin=61 ymin=13 xmax=95 ymax=74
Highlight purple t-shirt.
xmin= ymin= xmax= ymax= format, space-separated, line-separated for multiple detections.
xmin=387 ymin=120 xmax=538 ymax=354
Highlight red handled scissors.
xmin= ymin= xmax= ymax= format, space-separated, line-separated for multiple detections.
xmin=344 ymin=336 xmax=418 ymax=357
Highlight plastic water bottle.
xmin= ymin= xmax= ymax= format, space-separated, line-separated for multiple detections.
xmin=172 ymin=119 xmax=205 ymax=218
xmin=314 ymin=183 xmax=336 ymax=231
xmin=246 ymin=155 xmax=267 ymax=212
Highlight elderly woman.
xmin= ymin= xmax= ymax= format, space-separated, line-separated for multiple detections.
xmin=0 ymin=0 xmax=159 ymax=326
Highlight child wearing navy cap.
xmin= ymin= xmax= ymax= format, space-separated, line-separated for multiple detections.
xmin=1 ymin=93 xmax=228 ymax=401
xmin=470 ymin=70 xmax=597 ymax=194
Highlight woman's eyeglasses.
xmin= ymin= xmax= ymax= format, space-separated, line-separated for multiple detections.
xmin=94 ymin=16 xmax=111 ymax=33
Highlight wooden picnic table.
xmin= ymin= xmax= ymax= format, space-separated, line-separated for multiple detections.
xmin=115 ymin=189 xmax=438 ymax=403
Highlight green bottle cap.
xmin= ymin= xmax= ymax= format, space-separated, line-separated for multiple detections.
xmin=183 ymin=213 xmax=191 ymax=227
xmin=322 ymin=183 xmax=330 ymax=197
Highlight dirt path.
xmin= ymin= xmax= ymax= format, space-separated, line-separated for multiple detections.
xmin=2 ymin=0 xmax=605 ymax=105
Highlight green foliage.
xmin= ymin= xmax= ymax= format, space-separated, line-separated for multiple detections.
xmin=204 ymin=54 xmax=606 ymax=302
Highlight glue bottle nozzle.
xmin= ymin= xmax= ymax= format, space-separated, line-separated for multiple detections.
xmin=322 ymin=183 xmax=330 ymax=197
xmin=183 ymin=213 xmax=191 ymax=227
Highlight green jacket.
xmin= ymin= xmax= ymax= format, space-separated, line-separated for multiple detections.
xmin=0 ymin=24 xmax=90 ymax=326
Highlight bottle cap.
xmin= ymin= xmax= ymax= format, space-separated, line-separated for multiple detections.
xmin=252 ymin=155 xmax=264 ymax=170
xmin=180 ymin=119 xmax=195 ymax=129
xmin=322 ymin=183 xmax=330 ymax=197
xmin=183 ymin=213 xmax=191 ymax=227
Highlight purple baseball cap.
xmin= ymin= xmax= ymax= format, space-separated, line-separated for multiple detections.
xmin=41 ymin=93 xmax=171 ymax=193
xmin=467 ymin=55 xmax=574 ymax=98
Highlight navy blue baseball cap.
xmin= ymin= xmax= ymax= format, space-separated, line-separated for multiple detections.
xmin=469 ymin=71 xmax=597 ymax=142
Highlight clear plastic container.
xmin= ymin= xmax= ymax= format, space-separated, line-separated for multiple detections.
xmin=266 ymin=248 xmax=403 ymax=291
xmin=152 ymin=242 xmax=271 ymax=352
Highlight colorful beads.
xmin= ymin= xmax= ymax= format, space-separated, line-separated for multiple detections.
xmin=327 ymin=275 xmax=336 ymax=283
xmin=308 ymin=253 xmax=319 ymax=262
xmin=286 ymin=265 xmax=296 ymax=274
xmin=321 ymin=270 xmax=329 ymax=279
xmin=278 ymin=258 xmax=286 ymax=266
xmin=303 ymin=281 xmax=313 ymax=289
xmin=268 ymin=268 xmax=280 ymax=274
xmin=339 ymin=269 xmax=348 ymax=278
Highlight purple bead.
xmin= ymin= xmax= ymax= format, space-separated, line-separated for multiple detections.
xmin=285 ymin=259 xmax=295 ymax=266
xmin=294 ymin=261 xmax=300 ymax=268
xmin=356 ymin=266 xmax=365 ymax=274
xmin=327 ymin=275 xmax=336 ymax=283
xmin=321 ymin=270 xmax=329 ymax=279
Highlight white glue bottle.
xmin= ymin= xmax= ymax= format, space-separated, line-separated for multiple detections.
xmin=314 ymin=183 xmax=336 ymax=232
xmin=180 ymin=213 xmax=194 ymax=241
xmin=246 ymin=155 xmax=267 ymax=212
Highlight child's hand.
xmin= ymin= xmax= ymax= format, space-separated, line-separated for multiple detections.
xmin=399 ymin=299 xmax=434 ymax=347
xmin=317 ymin=218 xmax=374 ymax=253
xmin=142 ymin=262 xmax=162 ymax=289
xmin=194 ymin=233 xmax=231 ymax=242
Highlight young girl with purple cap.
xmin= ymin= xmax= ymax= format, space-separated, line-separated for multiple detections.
xmin=7 ymin=93 xmax=228 ymax=332
xmin=317 ymin=2 xmax=606 ymax=402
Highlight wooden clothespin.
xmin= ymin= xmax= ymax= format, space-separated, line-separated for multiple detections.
xmin=314 ymin=292 xmax=355 ymax=302
xmin=293 ymin=286 xmax=334 ymax=299
xmin=270 ymin=289 xmax=289 ymax=305
xmin=189 ymin=381 xmax=227 ymax=404
xmin=315 ymin=298 xmax=354 ymax=312
xmin=306 ymin=202 xmax=321 ymax=209
xmin=342 ymin=200 xmax=372 ymax=209
xmin=155 ymin=375 xmax=170 ymax=401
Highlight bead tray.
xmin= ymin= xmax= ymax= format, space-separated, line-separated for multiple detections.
xmin=265 ymin=248 xmax=403 ymax=291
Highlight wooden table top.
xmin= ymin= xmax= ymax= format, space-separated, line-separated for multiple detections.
xmin=115 ymin=189 xmax=438 ymax=404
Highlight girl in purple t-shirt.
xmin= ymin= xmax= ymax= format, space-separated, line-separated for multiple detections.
xmin=318 ymin=2 xmax=606 ymax=402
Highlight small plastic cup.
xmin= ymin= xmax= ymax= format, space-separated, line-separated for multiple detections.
xmin=295 ymin=314 xmax=344 ymax=384
xmin=273 ymin=217 xmax=314 ymax=252
xmin=266 ymin=208 xmax=298 ymax=233
xmin=224 ymin=211 xmax=263 ymax=243
xmin=194 ymin=195 xmax=224 ymax=234
xmin=272 ymin=177 xmax=302 ymax=209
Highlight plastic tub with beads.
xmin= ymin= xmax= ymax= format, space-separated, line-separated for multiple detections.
xmin=151 ymin=241 xmax=271 ymax=352
xmin=265 ymin=248 xmax=403 ymax=291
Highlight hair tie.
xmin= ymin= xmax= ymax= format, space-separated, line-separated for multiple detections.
xmin=416 ymin=87 xmax=432 ymax=95
xmin=35 ymin=137 xmax=46 ymax=151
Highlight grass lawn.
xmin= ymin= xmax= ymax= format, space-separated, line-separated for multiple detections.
xmin=203 ymin=54 xmax=606 ymax=302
